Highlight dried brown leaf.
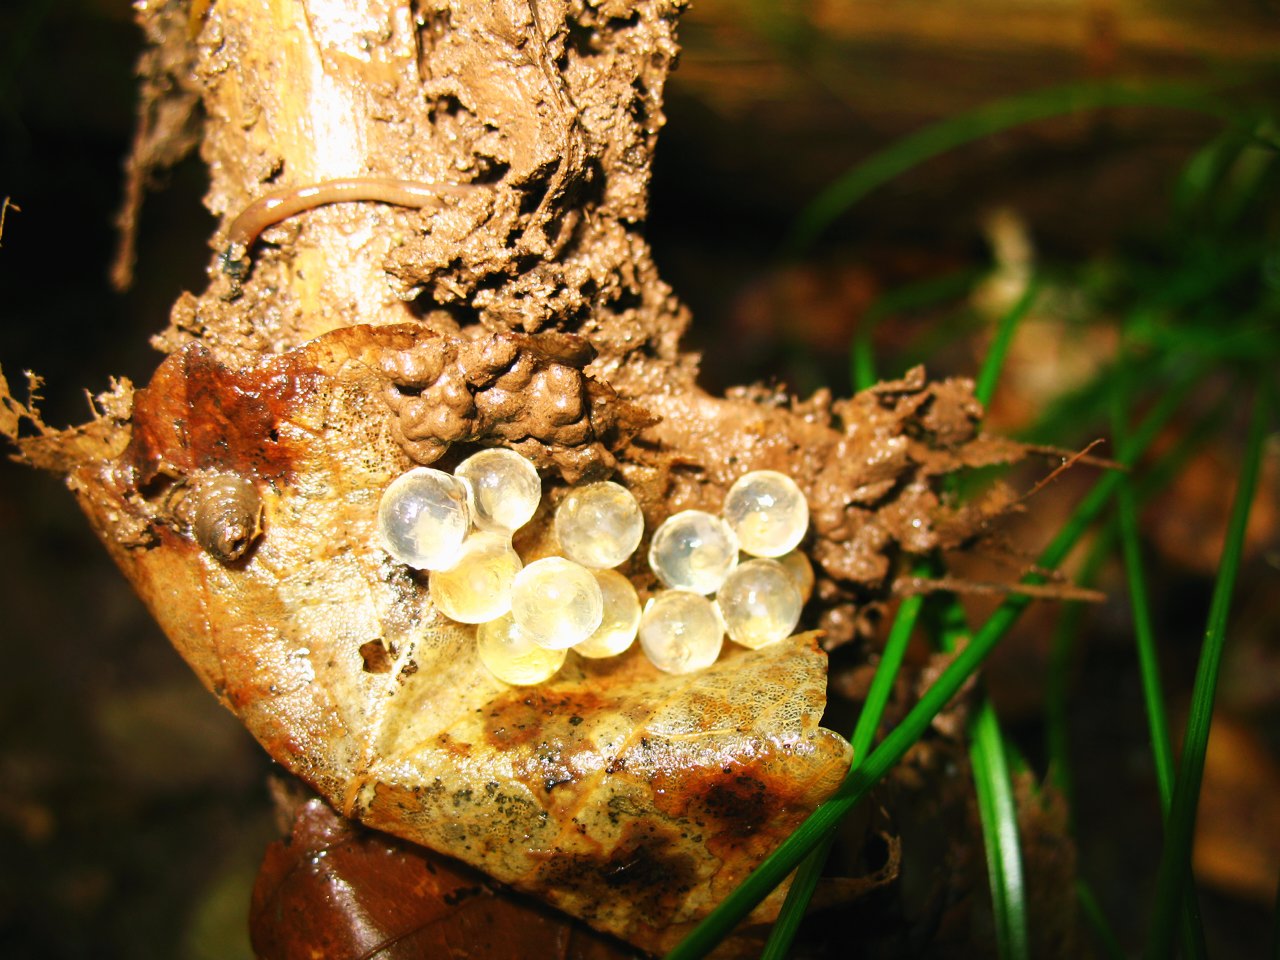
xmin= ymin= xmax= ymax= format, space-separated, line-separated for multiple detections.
xmin=252 ymin=797 xmax=637 ymax=960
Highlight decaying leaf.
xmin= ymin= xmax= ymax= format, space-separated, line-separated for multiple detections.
xmin=252 ymin=795 xmax=636 ymax=960
xmin=0 ymin=0 xmax=1034 ymax=954
xmin=1 ymin=319 xmax=1019 ymax=955
xmin=29 ymin=323 xmax=858 ymax=953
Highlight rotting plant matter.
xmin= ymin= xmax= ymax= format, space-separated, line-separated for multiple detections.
xmin=0 ymin=1 xmax=1031 ymax=954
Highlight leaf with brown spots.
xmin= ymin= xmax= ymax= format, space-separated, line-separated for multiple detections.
xmin=30 ymin=325 xmax=855 ymax=955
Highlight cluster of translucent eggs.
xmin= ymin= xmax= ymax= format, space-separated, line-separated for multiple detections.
xmin=377 ymin=449 xmax=812 ymax=685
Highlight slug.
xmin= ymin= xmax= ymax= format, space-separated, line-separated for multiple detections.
xmin=190 ymin=473 xmax=263 ymax=563
xmin=219 ymin=177 xmax=473 ymax=282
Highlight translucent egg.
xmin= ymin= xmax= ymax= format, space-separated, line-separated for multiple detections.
xmin=377 ymin=467 xmax=471 ymax=570
xmin=778 ymin=549 xmax=815 ymax=603
xmin=639 ymin=591 xmax=724 ymax=674
xmin=647 ymin=510 xmax=739 ymax=595
xmin=477 ymin=613 xmax=567 ymax=685
xmin=428 ymin=532 xmax=522 ymax=623
xmin=722 ymin=470 xmax=809 ymax=558
xmin=554 ymin=481 xmax=644 ymax=569
xmin=716 ymin=559 xmax=803 ymax=649
xmin=573 ymin=569 xmax=641 ymax=658
xmin=510 ymin=557 xmax=604 ymax=650
xmin=455 ymin=448 xmax=541 ymax=533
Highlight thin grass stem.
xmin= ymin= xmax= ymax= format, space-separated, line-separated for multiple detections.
xmin=852 ymin=590 xmax=930 ymax=763
xmin=970 ymin=702 xmax=1029 ymax=960
xmin=1024 ymin=373 xmax=1210 ymax=954
xmin=1047 ymin=388 xmax=1228 ymax=955
xmin=851 ymin=324 xmax=877 ymax=393
xmin=932 ymin=285 xmax=1037 ymax=960
xmin=758 ymin=826 xmax=833 ymax=960
xmin=761 ymin=565 xmax=932 ymax=958
xmin=1144 ymin=383 xmax=1271 ymax=959
xmin=975 ymin=280 xmax=1039 ymax=409
xmin=1111 ymin=379 xmax=1209 ymax=960
xmin=1109 ymin=384 xmax=1175 ymax=811
xmin=930 ymin=594 xmax=1029 ymax=960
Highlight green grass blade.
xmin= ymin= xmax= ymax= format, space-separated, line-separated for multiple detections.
xmin=851 ymin=323 xmax=878 ymax=393
xmin=1109 ymin=386 xmax=1175 ymax=813
xmin=1144 ymin=383 xmax=1271 ymax=959
xmin=666 ymin=383 xmax=1190 ymax=960
xmin=758 ymin=825 xmax=833 ymax=960
xmin=1076 ymin=878 xmax=1125 ymax=960
xmin=1110 ymin=372 xmax=1208 ymax=955
xmin=935 ymin=287 xmax=1037 ymax=960
xmin=851 ymin=589 xmax=930 ymax=761
xmin=930 ymin=596 xmax=1029 ymax=960
xmin=1047 ymin=391 xmax=1229 ymax=956
xmin=970 ymin=702 xmax=1030 ymax=960
xmin=785 ymin=81 xmax=1231 ymax=256
xmin=761 ymin=565 xmax=932 ymax=958
xmin=974 ymin=280 xmax=1040 ymax=409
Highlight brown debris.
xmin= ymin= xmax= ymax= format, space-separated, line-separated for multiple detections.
xmin=378 ymin=327 xmax=650 ymax=481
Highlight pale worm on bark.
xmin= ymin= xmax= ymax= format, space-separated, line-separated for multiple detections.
xmin=220 ymin=177 xmax=473 ymax=282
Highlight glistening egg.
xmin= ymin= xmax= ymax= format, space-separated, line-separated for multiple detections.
xmin=510 ymin=557 xmax=604 ymax=650
xmin=477 ymin=613 xmax=567 ymax=685
xmin=716 ymin=558 xmax=802 ymax=649
xmin=573 ymin=569 xmax=641 ymax=658
xmin=638 ymin=590 xmax=724 ymax=674
xmin=554 ymin=481 xmax=644 ymax=569
xmin=428 ymin=532 xmax=522 ymax=623
xmin=722 ymin=470 xmax=808 ymax=558
xmin=455 ymin=448 xmax=541 ymax=533
xmin=648 ymin=510 xmax=738 ymax=595
xmin=377 ymin=467 xmax=470 ymax=570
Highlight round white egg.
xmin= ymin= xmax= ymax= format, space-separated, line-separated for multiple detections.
xmin=554 ymin=481 xmax=645 ymax=569
xmin=574 ymin=569 xmax=642 ymax=658
xmin=638 ymin=590 xmax=724 ymax=674
xmin=648 ymin=509 xmax=739 ymax=595
xmin=428 ymin=531 xmax=522 ymax=624
xmin=377 ymin=467 xmax=471 ymax=570
xmin=510 ymin=556 xmax=605 ymax=650
xmin=722 ymin=470 xmax=808 ymax=558
xmin=477 ymin=613 xmax=567 ymax=685
xmin=716 ymin=558 xmax=802 ymax=649
xmin=455 ymin=448 xmax=541 ymax=533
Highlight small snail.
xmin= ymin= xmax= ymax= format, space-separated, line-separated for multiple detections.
xmin=190 ymin=473 xmax=263 ymax=563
